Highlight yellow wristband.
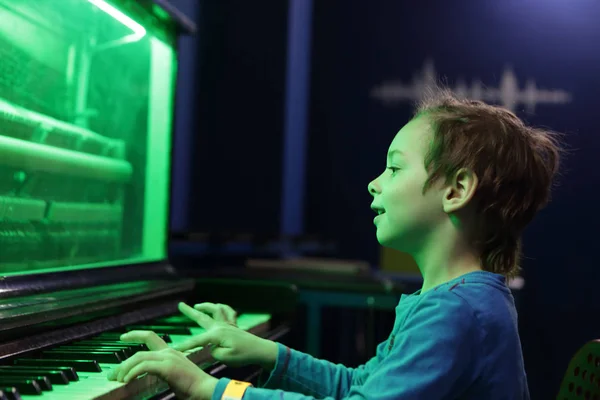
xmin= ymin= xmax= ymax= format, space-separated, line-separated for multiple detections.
xmin=222 ymin=380 xmax=253 ymax=400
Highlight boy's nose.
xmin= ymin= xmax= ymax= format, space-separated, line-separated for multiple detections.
xmin=368 ymin=179 xmax=380 ymax=196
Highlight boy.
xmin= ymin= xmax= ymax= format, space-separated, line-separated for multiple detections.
xmin=109 ymin=89 xmax=562 ymax=399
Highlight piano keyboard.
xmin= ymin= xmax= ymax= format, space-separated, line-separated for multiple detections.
xmin=0 ymin=313 xmax=271 ymax=400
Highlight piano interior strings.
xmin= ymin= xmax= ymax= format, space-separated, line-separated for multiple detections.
xmin=0 ymin=1 xmax=287 ymax=398
xmin=0 ymin=0 xmax=175 ymax=274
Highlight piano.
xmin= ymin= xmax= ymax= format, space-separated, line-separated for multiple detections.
xmin=0 ymin=1 xmax=290 ymax=398
xmin=0 ymin=263 xmax=288 ymax=400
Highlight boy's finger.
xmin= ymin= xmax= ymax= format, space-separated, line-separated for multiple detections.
xmin=179 ymin=302 xmax=215 ymax=328
xmin=119 ymin=330 xmax=169 ymax=351
xmin=172 ymin=331 xmax=218 ymax=352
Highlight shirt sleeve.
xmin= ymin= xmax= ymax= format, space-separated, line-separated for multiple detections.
xmin=212 ymin=289 xmax=480 ymax=400
xmin=213 ymin=340 xmax=388 ymax=400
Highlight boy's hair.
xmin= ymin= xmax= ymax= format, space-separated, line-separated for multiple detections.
xmin=414 ymin=89 xmax=563 ymax=278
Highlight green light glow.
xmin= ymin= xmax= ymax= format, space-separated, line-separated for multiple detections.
xmin=0 ymin=0 xmax=177 ymax=275
xmin=87 ymin=0 xmax=147 ymax=40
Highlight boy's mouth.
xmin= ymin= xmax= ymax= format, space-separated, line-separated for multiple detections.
xmin=371 ymin=206 xmax=386 ymax=215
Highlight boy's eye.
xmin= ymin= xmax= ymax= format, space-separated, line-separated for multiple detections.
xmin=387 ymin=167 xmax=400 ymax=175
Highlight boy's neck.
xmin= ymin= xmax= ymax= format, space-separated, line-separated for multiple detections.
xmin=419 ymin=261 xmax=482 ymax=293
xmin=412 ymin=230 xmax=483 ymax=293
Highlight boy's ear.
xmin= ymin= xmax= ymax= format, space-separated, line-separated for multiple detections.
xmin=442 ymin=168 xmax=478 ymax=214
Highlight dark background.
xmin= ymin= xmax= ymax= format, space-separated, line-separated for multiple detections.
xmin=169 ymin=1 xmax=600 ymax=398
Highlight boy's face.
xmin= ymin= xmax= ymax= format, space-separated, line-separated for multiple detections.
xmin=368 ymin=117 xmax=447 ymax=252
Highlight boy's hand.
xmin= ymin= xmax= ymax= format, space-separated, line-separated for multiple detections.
xmin=193 ymin=302 xmax=238 ymax=326
xmin=176 ymin=302 xmax=278 ymax=370
xmin=107 ymin=330 xmax=218 ymax=400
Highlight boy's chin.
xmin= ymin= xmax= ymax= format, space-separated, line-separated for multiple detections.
xmin=376 ymin=231 xmax=401 ymax=248
xmin=376 ymin=230 xmax=410 ymax=251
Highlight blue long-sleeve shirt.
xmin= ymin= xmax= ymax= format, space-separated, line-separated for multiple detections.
xmin=212 ymin=271 xmax=530 ymax=400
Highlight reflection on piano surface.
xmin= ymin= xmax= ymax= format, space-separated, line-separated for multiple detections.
xmin=0 ymin=1 xmax=290 ymax=399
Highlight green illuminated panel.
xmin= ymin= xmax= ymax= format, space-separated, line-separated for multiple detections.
xmin=0 ymin=0 xmax=177 ymax=275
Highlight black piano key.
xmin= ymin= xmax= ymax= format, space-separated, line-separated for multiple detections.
xmin=0 ymin=369 xmax=69 ymax=385
xmin=0 ymin=380 xmax=42 ymax=395
xmin=40 ymin=350 xmax=123 ymax=363
xmin=65 ymin=342 xmax=135 ymax=348
xmin=55 ymin=346 xmax=130 ymax=359
xmin=0 ymin=376 xmax=51 ymax=391
xmin=14 ymin=359 xmax=102 ymax=372
xmin=75 ymin=340 xmax=149 ymax=352
xmin=96 ymin=332 xmax=172 ymax=343
xmin=70 ymin=343 xmax=138 ymax=352
xmin=62 ymin=345 xmax=133 ymax=358
xmin=153 ymin=316 xmax=196 ymax=327
xmin=124 ymin=325 xmax=192 ymax=335
xmin=0 ymin=387 xmax=21 ymax=400
xmin=0 ymin=366 xmax=77 ymax=381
